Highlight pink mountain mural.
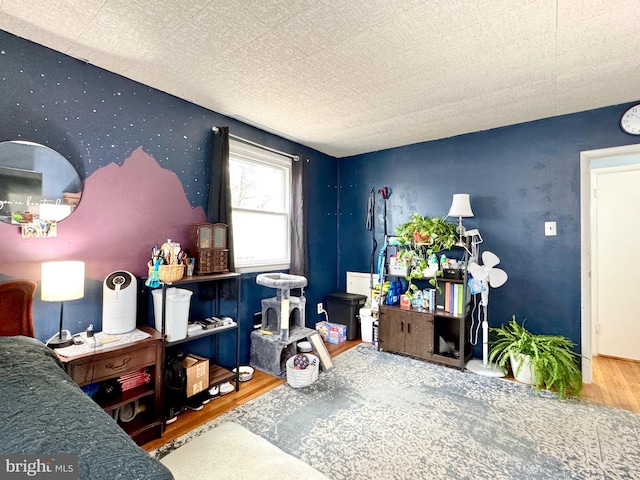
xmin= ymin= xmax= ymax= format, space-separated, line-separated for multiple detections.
xmin=0 ymin=147 xmax=206 ymax=281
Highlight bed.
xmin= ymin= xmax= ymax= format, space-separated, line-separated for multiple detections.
xmin=0 ymin=335 xmax=174 ymax=480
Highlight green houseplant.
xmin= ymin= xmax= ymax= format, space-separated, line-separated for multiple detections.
xmin=488 ymin=315 xmax=582 ymax=400
xmin=394 ymin=213 xmax=458 ymax=296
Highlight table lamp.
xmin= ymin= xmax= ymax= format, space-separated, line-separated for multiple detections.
xmin=447 ymin=193 xmax=474 ymax=248
xmin=41 ymin=261 xmax=85 ymax=349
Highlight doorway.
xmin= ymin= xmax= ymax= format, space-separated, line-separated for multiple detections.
xmin=593 ymin=166 xmax=640 ymax=360
xmin=580 ymin=144 xmax=640 ymax=383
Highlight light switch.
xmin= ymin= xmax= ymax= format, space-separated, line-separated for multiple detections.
xmin=545 ymin=221 xmax=557 ymax=236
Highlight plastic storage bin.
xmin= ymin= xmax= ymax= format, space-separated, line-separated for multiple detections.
xmin=325 ymin=292 xmax=367 ymax=340
xmin=151 ymin=287 xmax=193 ymax=341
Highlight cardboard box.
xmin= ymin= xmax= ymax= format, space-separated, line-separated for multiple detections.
xmin=182 ymin=353 xmax=209 ymax=397
xmin=315 ymin=321 xmax=346 ymax=344
xmin=315 ymin=321 xmax=329 ymax=340
xmin=328 ymin=324 xmax=347 ymax=344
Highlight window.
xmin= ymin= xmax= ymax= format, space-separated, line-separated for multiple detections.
xmin=229 ymin=140 xmax=291 ymax=272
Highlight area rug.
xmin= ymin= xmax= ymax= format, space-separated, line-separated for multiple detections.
xmin=160 ymin=422 xmax=329 ymax=480
xmin=153 ymin=344 xmax=640 ymax=480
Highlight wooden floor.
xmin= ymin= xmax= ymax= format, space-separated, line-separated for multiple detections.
xmin=142 ymin=344 xmax=639 ymax=451
xmin=581 ymin=355 xmax=640 ymax=413
xmin=142 ymin=339 xmax=358 ymax=452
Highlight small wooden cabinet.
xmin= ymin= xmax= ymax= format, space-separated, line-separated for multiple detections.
xmin=56 ymin=326 xmax=164 ymax=446
xmin=379 ymin=304 xmax=472 ymax=369
xmin=193 ymin=249 xmax=229 ymax=274
xmin=189 ymin=223 xmax=229 ymax=274
xmin=379 ymin=307 xmax=433 ymax=360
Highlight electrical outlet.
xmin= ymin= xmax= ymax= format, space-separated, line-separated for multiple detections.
xmin=317 ymin=302 xmax=323 ymax=314
xmin=545 ymin=221 xmax=557 ymax=236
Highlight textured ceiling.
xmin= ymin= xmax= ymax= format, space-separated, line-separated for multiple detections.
xmin=1 ymin=0 xmax=639 ymax=157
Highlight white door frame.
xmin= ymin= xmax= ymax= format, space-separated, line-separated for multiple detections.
xmin=580 ymin=143 xmax=640 ymax=384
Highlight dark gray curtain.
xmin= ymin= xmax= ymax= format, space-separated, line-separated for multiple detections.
xmin=290 ymin=157 xmax=308 ymax=278
xmin=207 ymin=127 xmax=235 ymax=272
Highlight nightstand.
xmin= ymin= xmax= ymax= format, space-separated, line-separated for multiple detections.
xmin=56 ymin=325 xmax=164 ymax=446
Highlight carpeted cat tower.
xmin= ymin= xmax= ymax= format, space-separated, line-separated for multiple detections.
xmin=250 ymin=273 xmax=317 ymax=378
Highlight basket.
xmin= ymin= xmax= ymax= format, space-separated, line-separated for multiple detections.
xmin=286 ymin=353 xmax=319 ymax=388
xmin=442 ymin=268 xmax=463 ymax=280
xmin=148 ymin=262 xmax=185 ymax=283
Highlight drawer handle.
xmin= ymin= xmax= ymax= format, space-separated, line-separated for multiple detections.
xmin=105 ymin=357 xmax=131 ymax=370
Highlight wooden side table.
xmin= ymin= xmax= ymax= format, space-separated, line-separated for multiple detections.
xmin=56 ymin=325 xmax=164 ymax=446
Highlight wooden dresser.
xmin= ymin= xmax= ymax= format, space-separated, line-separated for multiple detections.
xmin=56 ymin=325 xmax=164 ymax=445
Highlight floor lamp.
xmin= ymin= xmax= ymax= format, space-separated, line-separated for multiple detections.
xmin=42 ymin=261 xmax=85 ymax=349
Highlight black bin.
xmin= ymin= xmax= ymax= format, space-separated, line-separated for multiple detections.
xmin=325 ymin=292 xmax=368 ymax=340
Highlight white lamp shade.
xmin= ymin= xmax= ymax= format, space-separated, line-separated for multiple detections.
xmin=448 ymin=194 xmax=474 ymax=217
xmin=41 ymin=261 xmax=85 ymax=301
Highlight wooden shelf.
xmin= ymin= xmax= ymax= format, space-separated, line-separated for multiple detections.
xmin=147 ymin=271 xmax=242 ymax=422
xmin=209 ymin=364 xmax=236 ymax=386
xmin=432 ymin=307 xmax=469 ymax=319
xmin=101 ymin=383 xmax=156 ymax=412
xmin=121 ymin=411 xmax=164 ymax=444
xmin=164 ymin=272 xmax=240 ymax=285
xmin=431 ymin=353 xmax=464 ymax=368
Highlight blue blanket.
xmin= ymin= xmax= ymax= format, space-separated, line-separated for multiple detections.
xmin=0 ymin=336 xmax=173 ymax=479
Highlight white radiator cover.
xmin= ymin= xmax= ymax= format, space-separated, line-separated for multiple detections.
xmin=346 ymin=271 xmax=374 ymax=306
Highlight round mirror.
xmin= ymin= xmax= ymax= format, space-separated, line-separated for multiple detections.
xmin=0 ymin=140 xmax=82 ymax=224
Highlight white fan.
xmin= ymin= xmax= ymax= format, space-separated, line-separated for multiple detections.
xmin=466 ymin=251 xmax=508 ymax=377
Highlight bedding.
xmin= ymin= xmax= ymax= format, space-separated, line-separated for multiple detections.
xmin=0 ymin=336 xmax=173 ymax=480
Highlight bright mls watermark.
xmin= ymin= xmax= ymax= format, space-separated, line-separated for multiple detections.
xmin=1 ymin=455 xmax=78 ymax=479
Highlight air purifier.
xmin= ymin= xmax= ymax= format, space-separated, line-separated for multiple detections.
xmin=102 ymin=270 xmax=137 ymax=334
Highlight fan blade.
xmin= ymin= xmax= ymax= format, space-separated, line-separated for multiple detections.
xmin=487 ymin=268 xmax=508 ymax=288
xmin=482 ymin=251 xmax=501 ymax=269
xmin=468 ymin=262 xmax=488 ymax=280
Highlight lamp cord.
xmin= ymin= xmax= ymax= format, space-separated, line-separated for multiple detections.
xmin=470 ymin=296 xmax=481 ymax=346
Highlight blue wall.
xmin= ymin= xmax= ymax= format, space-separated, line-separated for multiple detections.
xmin=3 ymin=28 xmax=640 ymax=363
xmin=0 ymin=30 xmax=338 ymax=364
xmin=338 ymin=104 xmax=640 ymax=356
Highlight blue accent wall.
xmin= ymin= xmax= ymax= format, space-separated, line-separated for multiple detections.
xmin=338 ymin=104 xmax=640 ymax=356
xmin=3 ymin=28 xmax=639 ymax=364
xmin=0 ymin=30 xmax=338 ymax=363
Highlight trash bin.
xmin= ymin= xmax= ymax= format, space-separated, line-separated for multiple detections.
xmin=360 ymin=307 xmax=374 ymax=344
xmin=325 ymin=292 xmax=367 ymax=340
xmin=152 ymin=287 xmax=193 ymax=341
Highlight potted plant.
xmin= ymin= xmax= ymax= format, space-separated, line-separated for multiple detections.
xmin=488 ymin=315 xmax=582 ymax=400
xmin=395 ymin=213 xmax=458 ymax=253
xmin=394 ymin=213 xmax=458 ymax=296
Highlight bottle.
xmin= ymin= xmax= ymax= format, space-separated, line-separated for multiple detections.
xmin=392 ymin=280 xmax=402 ymax=305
